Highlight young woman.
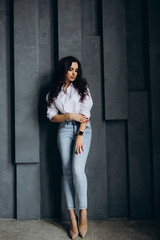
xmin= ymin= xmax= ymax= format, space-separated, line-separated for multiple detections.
xmin=46 ymin=56 xmax=93 ymax=239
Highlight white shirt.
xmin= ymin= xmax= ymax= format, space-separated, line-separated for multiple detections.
xmin=46 ymin=83 xmax=93 ymax=120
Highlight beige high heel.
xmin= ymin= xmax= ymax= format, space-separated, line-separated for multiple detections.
xmin=79 ymin=227 xmax=87 ymax=239
xmin=69 ymin=214 xmax=79 ymax=239
xmin=79 ymin=210 xmax=87 ymax=239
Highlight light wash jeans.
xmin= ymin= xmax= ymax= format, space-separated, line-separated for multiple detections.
xmin=57 ymin=120 xmax=92 ymax=209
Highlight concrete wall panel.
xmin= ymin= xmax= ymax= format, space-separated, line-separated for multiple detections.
xmin=0 ymin=0 xmax=15 ymax=218
xmin=58 ymin=0 xmax=82 ymax=60
xmin=14 ymin=0 xmax=39 ymax=163
xmin=38 ymin=0 xmax=62 ymax=219
xmin=106 ymin=121 xmax=128 ymax=217
xmin=81 ymin=0 xmax=97 ymax=36
xmin=128 ymin=92 xmax=152 ymax=218
xmin=148 ymin=0 xmax=160 ymax=219
xmin=102 ymin=0 xmax=128 ymax=120
xmin=17 ymin=164 xmax=40 ymax=219
xmin=126 ymin=0 xmax=146 ymax=91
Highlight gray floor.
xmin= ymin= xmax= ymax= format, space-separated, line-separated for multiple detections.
xmin=0 ymin=218 xmax=160 ymax=240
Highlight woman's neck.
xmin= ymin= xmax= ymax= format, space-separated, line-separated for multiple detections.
xmin=64 ymin=80 xmax=71 ymax=88
xmin=63 ymin=81 xmax=72 ymax=92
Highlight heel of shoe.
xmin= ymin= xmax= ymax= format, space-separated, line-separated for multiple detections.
xmin=78 ymin=212 xmax=87 ymax=238
xmin=69 ymin=213 xmax=79 ymax=239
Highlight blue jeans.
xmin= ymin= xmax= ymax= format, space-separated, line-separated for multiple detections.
xmin=57 ymin=120 xmax=92 ymax=209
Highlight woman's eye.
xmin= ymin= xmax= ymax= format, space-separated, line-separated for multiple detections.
xmin=68 ymin=68 xmax=78 ymax=72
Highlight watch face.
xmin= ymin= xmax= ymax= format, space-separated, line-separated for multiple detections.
xmin=79 ymin=131 xmax=84 ymax=135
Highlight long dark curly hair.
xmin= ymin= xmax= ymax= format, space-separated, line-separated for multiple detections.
xmin=47 ymin=56 xmax=89 ymax=106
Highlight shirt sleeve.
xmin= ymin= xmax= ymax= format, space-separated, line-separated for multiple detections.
xmin=79 ymin=88 xmax=93 ymax=119
xmin=46 ymin=93 xmax=58 ymax=120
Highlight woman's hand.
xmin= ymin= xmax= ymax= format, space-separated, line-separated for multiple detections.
xmin=70 ymin=113 xmax=88 ymax=123
xmin=75 ymin=135 xmax=84 ymax=154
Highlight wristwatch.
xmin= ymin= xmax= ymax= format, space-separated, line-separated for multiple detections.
xmin=77 ymin=131 xmax=84 ymax=136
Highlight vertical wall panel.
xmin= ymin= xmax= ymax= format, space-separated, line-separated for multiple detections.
xmin=81 ymin=0 xmax=97 ymax=36
xmin=0 ymin=0 xmax=15 ymax=218
xmin=128 ymin=92 xmax=152 ymax=218
xmin=38 ymin=0 xmax=53 ymax=218
xmin=148 ymin=0 xmax=160 ymax=219
xmin=58 ymin=0 xmax=82 ymax=60
xmin=14 ymin=0 xmax=39 ymax=163
xmin=106 ymin=121 xmax=128 ymax=217
xmin=102 ymin=0 xmax=128 ymax=120
xmin=82 ymin=36 xmax=108 ymax=219
xmin=14 ymin=0 xmax=41 ymax=219
xmin=125 ymin=0 xmax=146 ymax=91
xmin=17 ymin=164 xmax=40 ymax=219
xmin=38 ymin=0 xmax=61 ymax=219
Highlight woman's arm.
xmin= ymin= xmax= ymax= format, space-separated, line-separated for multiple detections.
xmin=51 ymin=113 xmax=88 ymax=154
xmin=51 ymin=113 xmax=88 ymax=123
xmin=50 ymin=113 xmax=67 ymax=122
xmin=74 ymin=88 xmax=93 ymax=154
xmin=75 ymin=122 xmax=87 ymax=154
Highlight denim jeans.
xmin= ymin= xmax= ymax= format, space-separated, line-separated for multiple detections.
xmin=57 ymin=120 xmax=92 ymax=209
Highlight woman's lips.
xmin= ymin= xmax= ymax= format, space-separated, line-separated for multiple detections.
xmin=71 ymin=76 xmax=75 ymax=79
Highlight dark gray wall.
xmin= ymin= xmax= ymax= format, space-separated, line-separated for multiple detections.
xmin=0 ymin=0 xmax=15 ymax=218
xmin=0 ymin=0 xmax=160 ymax=220
xmin=147 ymin=0 xmax=160 ymax=219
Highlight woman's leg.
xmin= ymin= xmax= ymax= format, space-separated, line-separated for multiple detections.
xmin=57 ymin=124 xmax=76 ymax=210
xmin=57 ymin=122 xmax=79 ymax=237
xmin=72 ymin=124 xmax=92 ymax=210
xmin=72 ymin=123 xmax=92 ymax=238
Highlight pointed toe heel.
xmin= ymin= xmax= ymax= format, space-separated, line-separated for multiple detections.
xmin=69 ymin=230 xmax=79 ymax=239
xmin=69 ymin=214 xmax=79 ymax=239
xmin=79 ymin=227 xmax=87 ymax=238
xmin=79 ymin=210 xmax=88 ymax=238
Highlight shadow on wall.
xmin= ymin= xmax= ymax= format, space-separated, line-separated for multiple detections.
xmin=38 ymin=73 xmax=62 ymax=219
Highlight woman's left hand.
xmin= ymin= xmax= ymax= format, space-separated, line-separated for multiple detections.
xmin=75 ymin=135 xmax=84 ymax=154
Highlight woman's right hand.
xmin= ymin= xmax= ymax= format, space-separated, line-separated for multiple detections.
xmin=69 ymin=113 xmax=88 ymax=123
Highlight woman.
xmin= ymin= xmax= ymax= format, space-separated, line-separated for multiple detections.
xmin=46 ymin=56 xmax=93 ymax=239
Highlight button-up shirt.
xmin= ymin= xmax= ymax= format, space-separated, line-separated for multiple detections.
xmin=46 ymin=83 xmax=93 ymax=120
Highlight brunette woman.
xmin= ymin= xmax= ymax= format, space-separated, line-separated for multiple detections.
xmin=46 ymin=56 xmax=93 ymax=239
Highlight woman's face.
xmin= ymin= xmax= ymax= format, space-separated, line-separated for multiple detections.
xmin=65 ymin=62 xmax=78 ymax=83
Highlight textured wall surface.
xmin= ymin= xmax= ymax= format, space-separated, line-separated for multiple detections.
xmin=0 ymin=0 xmax=15 ymax=218
xmin=0 ymin=0 xmax=160 ymax=220
xmin=148 ymin=0 xmax=160 ymax=219
xmin=102 ymin=0 xmax=128 ymax=120
xmin=14 ymin=0 xmax=40 ymax=164
xmin=128 ymin=92 xmax=151 ymax=218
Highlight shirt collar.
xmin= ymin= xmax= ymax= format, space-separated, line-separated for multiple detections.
xmin=62 ymin=82 xmax=73 ymax=93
